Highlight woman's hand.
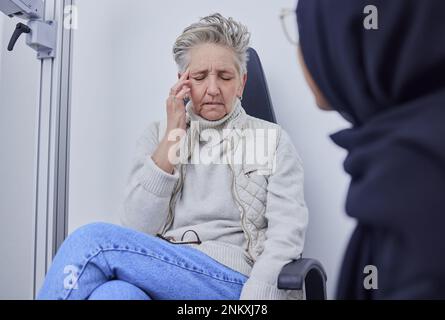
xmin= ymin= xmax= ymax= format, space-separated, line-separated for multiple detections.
xmin=151 ymin=68 xmax=191 ymax=174
xmin=165 ymin=68 xmax=191 ymax=135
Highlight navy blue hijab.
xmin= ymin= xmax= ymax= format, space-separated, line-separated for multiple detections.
xmin=297 ymin=0 xmax=445 ymax=298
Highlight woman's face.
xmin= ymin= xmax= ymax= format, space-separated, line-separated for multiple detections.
xmin=181 ymin=43 xmax=247 ymax=121
xmin=297 ymin=46 xmax=332 ymax=111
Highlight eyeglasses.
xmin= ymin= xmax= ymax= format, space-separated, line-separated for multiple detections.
xmin=279 ymin=8 xmax=299 ymax=46
xmin=156 ymin=230 xmax=202 ymax=245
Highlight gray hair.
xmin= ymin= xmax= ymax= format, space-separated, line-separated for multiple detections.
xmin=173 ymin=13 xmax=251 ymax=76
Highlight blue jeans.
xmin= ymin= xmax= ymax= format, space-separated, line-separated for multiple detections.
xmin=37 ymin=222 xmax=248 ymax=300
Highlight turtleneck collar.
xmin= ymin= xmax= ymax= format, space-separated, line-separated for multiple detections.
xmin=178 ymin=98 xmax=246 ymax=163
xmin=186 ymin=98 xmax=243 ymax=132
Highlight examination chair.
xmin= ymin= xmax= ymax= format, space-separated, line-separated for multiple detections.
xmin=243 ymin=47 xmax=328 ymax=300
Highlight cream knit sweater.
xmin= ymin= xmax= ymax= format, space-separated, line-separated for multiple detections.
xmin=122 ymin=100 xmax=307 ymax=300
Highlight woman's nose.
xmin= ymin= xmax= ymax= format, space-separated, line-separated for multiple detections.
xmin=206 ymin=77 xmax=220 ymax=96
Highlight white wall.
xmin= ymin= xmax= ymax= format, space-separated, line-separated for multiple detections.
xmin=0 ymin=14 xmax=40 ymax=299
xmin=0 ymin=15 xmax=3 ymax=76
xmin=68 ymin=0 xmax=355 ymax=299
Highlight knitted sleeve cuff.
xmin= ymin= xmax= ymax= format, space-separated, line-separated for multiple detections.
xmin=239 ymin=277 xmax=289 ymax=300
xmin=137 ymin=156 xmax=180 ymax=197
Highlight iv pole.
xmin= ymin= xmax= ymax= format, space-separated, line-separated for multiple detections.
xmin=0 ymin=0 xmax=74 ymax=298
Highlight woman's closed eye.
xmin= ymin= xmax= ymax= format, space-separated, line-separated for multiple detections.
xmin=193 ymin=75 xmax=233 ymax=81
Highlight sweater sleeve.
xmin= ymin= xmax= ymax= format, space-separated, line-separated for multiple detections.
xmin=239 ymin=129 xmax=308 ymax=300
xmin=120 ymin=121 xmax=180 ymax=235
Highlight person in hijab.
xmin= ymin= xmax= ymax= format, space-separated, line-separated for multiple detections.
xmin=296 ymin=0 xmax=445 ymax=299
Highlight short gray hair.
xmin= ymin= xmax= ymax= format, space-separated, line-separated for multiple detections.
xmin=173 ymin=13 xmax=251 ymax=76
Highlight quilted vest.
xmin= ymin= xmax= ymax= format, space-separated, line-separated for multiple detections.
xmin=156 ymin=109 xmax=282 ymax=263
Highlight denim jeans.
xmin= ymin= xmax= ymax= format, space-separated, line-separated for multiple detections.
xmin=37 ymin=222 xmax=248 ymax=300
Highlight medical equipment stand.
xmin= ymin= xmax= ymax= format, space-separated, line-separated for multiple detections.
xmin=1 ymin=0 xmax=75 ymax=298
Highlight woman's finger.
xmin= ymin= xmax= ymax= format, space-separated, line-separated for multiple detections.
xmin=179 ymin=67 xmax=190 ymax=81
xmin=170 ymin=68 xmax=190 ymax=94
xmin=170 ymin=79 xmax=191 ymax=96
xmin=167 ymin=86 xmax=189 ymax=109
xmin=175 ymin=86 xmax=191 ymax=101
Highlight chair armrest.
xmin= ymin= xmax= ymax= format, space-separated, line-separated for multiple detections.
xmin=278 ymin=258 xmax=328 ymax=300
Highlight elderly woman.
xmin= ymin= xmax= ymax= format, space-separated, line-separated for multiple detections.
xmin=37 ymin=13 xmax=308 ymax=300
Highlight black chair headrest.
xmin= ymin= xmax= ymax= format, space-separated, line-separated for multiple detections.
xmin=242 ymin=47 xmax=277 ymax=124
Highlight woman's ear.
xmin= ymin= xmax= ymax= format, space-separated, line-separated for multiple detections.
xmin=238 ymin=73 xmax=248 ymax=97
